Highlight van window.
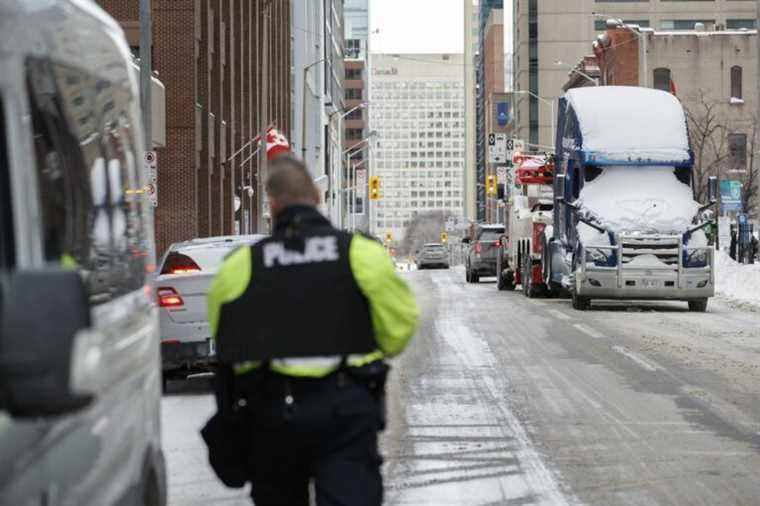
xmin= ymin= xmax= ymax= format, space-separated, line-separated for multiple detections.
xmin=0 ymin=97 xmax=13 ymax=269
xmin=27 ymin=57 xmax=146 ymax=304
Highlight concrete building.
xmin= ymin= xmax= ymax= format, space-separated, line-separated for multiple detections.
xmin=565 ymin=24 xmax=759 ymax=216
xmin=96 ymin=0 xmax=292 ymax=255
xmin=344 ymin=0 xmax=370 ymax=232
xmin=512 ymin=0 xmax=756 ymax=152
xmin=464 ymin=0 xmax=479 ymax=221
xmin=369 ymin=54 xmax=466 ymax=242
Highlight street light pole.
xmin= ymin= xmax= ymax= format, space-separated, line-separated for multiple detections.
xmin=139 ymin=0 xmax=152 ymax=150
xmin=257 ymin=1 xmax=271 ymax=233
xmin=301 ymin=59 xmax=326 ymax=162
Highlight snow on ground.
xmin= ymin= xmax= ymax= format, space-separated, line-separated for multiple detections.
xmin=565 ymin=86 xmax=690 ymax=163
xmin=715 ymin=251 xmax=760 ymax=307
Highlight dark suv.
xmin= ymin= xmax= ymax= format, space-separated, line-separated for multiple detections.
xmin=463 ymin=224 xmax=505 ymax=283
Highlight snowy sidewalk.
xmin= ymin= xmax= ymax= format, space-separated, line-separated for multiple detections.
xmin=715 ymin=251 xmax=760 ymax=308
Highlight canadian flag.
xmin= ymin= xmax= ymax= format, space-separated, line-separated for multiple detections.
xmin=264 ymin=128 xmax=291 ymax=160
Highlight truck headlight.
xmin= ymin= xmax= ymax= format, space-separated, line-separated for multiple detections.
xmin=685 ymin=249 xmax=707 ymax=268
xmin=586 ymin=247 xmax=613 ymax=267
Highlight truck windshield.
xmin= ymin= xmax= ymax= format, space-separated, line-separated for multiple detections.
xmin=578 ymin=165 xmax=698 ymax=237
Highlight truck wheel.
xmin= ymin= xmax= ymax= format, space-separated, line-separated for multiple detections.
xmin=571 ymin=290 xmax=590 ymax=311
xmin=688 ymin=298 xmax=708 ymax=312
xmin=472 ymin=273 xmax=480 ymax=283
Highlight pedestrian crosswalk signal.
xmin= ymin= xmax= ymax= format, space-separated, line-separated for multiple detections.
xmin=487 ymin=174 xmax=497 ymax=196
xmin=369 ymin=176 xmax=380 ymax=200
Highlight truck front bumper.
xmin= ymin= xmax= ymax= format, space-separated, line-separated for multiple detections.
xmin=576 ymin=267 xmax=714 ymax=300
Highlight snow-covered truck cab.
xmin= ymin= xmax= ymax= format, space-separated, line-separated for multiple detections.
xmin=548 ymin=86 xmax=717 ymax=311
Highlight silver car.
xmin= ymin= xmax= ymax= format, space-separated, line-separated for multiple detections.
xmin=1 ymin=2 xmax=166 ymax=504
xmin=156 ymin=235 xmax=265 ymax=385
xmin=416 ymin=243 xmax=450 ymax=269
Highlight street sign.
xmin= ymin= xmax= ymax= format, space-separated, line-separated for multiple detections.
xmin=356 ymin=168 xmax=367 ymax=190
xmin=720 ymin=180 xmax=742 ymax=213
xmin=144 ymin=150 xmax=157 ymax=207
xmin=488 ymin=133 xmax=508 ymax=164
xmin=718 ymin=216 xmax=731 ymax=250
xmin=507 ymin=138 xmax=525 ymax=160
xmin=496 ymin=166 xmax=508 ymax=184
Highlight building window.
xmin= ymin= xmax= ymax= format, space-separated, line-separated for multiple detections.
xmin=345 ymin=88 xmax=363 ymax=100
xmin=594 ymin=19 xmax=650 ymax=30
xmin=345 ymin=68 xmax=362 ymax=80
xmin=660 ymin=19 xmax=715 ymax=31
xmin=731 ymin=66 xmax=743 ymax=100
xmin=728 ymin=133 xmax=747 ymax=172
xmin=346 ymin=128 xmax=363 ymax=140
xmin=653 ymin=68 xmax=671 ymax=92
xmin=346 ymin=39 xmax=361 ymax=58
xmin=727 ymin=19 xmax=756 ymax=30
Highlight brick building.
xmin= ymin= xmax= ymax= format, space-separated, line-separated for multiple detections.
xmin=96 ymin=0 xmax=292 ymax=256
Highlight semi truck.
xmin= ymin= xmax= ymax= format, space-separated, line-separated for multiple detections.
xmin=543 ymin=86 xmax=716 ymax=311
xmin=495 ymin=154 xmax=555 ymax=297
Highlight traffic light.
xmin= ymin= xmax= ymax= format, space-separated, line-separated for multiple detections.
xmin=385 ymin=231 xmax=393 ymax=243
xmin=440 ymin=232 xmax=448 ymax=244
xmin=487 ymin=174 xmax=497 ymax=196
xmin=369 ymin=176 xmax=380 ymax=200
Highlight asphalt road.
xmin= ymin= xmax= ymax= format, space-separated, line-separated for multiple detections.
xmin=162 ymin=267 xmax=760 ymax=505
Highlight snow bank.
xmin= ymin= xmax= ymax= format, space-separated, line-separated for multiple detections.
xmin=715 ymin=251 xmax=760 ymax=307
xmin=565 ymin=86 xmax=690 ymax=163
xmin=577 ymin=166 xmax=699 ymax=242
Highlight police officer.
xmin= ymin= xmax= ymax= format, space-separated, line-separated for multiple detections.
xmin=205 ymin=155 xmax=418 ymax=506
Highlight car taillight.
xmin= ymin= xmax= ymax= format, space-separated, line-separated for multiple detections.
xmin=494 ymin=240 xmax=500 ymax=247
xmin=157 ymin=287 xmax=184 ymax=308
xmin=475 ymin=242 xmax=482 ymax=254
xmin=161 ymin=252 xmax=202 ymax=275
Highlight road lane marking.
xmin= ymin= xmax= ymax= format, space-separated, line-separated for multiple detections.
xmin=573 ymin=323 xmax=604 ymax=339
xmin=611 ymin=345 xmax=659 ymax=372
xmin=547 ymin=309 xmax=572 ymax=321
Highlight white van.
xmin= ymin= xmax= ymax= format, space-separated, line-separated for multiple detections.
xmin=0 ymin=1 xmax=166 ymax=505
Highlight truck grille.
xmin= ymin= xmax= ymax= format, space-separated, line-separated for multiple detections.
xmin=619 ymin=235 xmax=680 ymax=267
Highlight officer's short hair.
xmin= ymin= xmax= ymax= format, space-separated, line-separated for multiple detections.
xmin=266 ymin=156 xmax=320 ymax=205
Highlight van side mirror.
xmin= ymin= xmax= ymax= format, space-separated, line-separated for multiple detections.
xmin=0 ymin=270 xmax=95 ymax=417
xmin=707 ymin=176 xmax=718 ymax=204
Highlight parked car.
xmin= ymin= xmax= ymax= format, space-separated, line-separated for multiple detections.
xmin=463 ymin=224 xmax=505 ymax=283
xmin=416 ymin=243 xmax=450 ymax=269
xmin=156 ymin=235 xmax=265 ymax=384
xmin=0 ymin=2 xmax=166 ymax=504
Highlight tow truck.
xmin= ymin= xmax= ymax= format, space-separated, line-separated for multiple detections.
xmin=496 ymin=154 xmax=555 ymax=297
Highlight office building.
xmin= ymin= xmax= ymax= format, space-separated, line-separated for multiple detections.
xmin=369 ymin=53 xmax=466 ymax=241
xmin=344 ymin=0 xmax=370 ymax=231
xmin=464 ymin=0 xmax=479 ymax=221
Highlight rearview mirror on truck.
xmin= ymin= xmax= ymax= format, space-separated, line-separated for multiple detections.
xmin=0 ymin=270 xmax=95 ymax=417
xmin=707 ymin=176 xmax=718 ymax=204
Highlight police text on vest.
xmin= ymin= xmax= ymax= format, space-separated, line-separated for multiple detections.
xmin=263 ymin=236 xmax=340 ymax=267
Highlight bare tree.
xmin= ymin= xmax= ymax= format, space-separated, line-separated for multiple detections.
xmin=741 ymin=112 xmax=759 ymax=217
xmin=684 ymin=90 xmax=731 ymax=204
xmin=401 ymin=211 xmax=453 ymax=256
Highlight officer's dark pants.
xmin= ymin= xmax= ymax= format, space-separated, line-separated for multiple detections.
xmin=240 ymin=371 xmax=383 ymax=506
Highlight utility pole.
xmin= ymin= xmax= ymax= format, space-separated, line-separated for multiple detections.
xmin=257 ymin=1 xmax=271 ymax=233
xmin=139 ymin=0 xmax=152 ymax=149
